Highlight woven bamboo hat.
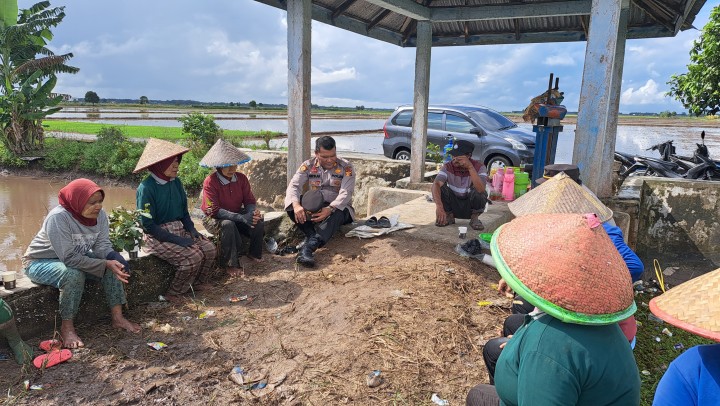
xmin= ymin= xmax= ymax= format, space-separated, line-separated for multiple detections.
xmin=507 ymin=172 xmax=613 ymax=222
xmin=133 ymin=138 xmax=190 ymax=173
xmin=199 ymin=139 xmax=251 ymax=168
xmin=490 ymin=213 xmax=636 ymax=324
xmin=649 ymin=268 xmax=720 ymax=341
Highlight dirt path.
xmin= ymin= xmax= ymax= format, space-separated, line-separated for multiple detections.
xmin=0 ymin=234 xmax=508 ymax=405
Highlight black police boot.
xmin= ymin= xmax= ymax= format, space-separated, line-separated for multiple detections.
xmin=297 ymin=235 xmax=323 ymax=267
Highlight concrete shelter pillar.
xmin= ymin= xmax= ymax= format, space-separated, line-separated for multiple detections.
xmin=287 ymin=0 xmax=312 ymax=182
xmin=573 ymin=0 xmax=623 ymax=198
xmin=410 ymin=20 xmax=432 ymax=184
xmin=604 ymin=2 xmax=629 ymax=172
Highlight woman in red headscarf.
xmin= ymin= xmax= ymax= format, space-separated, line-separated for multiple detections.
xmin=134 ymin=139 xmax=217 ymax=304
xmin=23 ymin=179 xmax=141 ymax=349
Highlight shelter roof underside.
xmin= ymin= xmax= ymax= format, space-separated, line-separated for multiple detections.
xmin=254 ymin=0 xmax=707 ymax=46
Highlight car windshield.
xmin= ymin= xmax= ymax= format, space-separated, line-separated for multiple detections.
xmin=468 ymin=110 xmax=516 ymax=131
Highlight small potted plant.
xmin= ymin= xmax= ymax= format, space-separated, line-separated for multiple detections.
xmin=108 ymin=205 xmax=151 ymax=259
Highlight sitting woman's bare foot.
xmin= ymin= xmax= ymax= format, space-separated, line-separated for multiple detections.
xmin=109 ymin=305 xmax=141 ymax=333
xmin=111 ymin=316 xmax=141 ymax=334
xmin=226 ymin=267 xmax=244 ymax=277
xmin=60 ymin=320 xmax=84 ymax=349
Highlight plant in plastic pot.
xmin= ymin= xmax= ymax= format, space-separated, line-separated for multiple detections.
xmin=108 ymin=205 xmax=151 ymax=259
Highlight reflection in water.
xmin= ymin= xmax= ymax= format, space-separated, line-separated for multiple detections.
xmin=0 ymin=177 xmax=136 ymax=274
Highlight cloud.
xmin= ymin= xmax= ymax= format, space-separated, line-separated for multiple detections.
xmin=621 ymin=79 xmax=668 ymax=105
xmin=312 ymin=66 xmax=357 ymax=85
xmin=543 ymin=53 xmax=576 ymax=66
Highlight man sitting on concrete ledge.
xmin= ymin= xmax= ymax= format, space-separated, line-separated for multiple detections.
xmin=432 ymin=140 xmax=488 ymax=231
xmin=284 ymin=136 xmax=355 ymax=267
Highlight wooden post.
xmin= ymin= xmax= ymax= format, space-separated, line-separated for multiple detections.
xmin=287 ymin=0 xmax=312 ymax=182
xmin=605 ymin=2 xmax=629 ymax=175
xmin=410 ymin=20 xmax=432 ymax=184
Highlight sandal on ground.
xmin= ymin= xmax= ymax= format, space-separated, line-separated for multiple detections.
xmin=470 ymin=218 xmax=485 ymax=231
xmin=39 ymin=339 xmax=62 ymax=352
xmin=365 ymin=216 xmax=378 ymax=227
xmin=377 ymin=216 xmax=392 ymax=228
xmin=33 ymin=349 xmax=72 ymax=369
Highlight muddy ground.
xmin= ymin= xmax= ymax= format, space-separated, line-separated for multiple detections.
xmin=0 ymin=234 xmax=508 ymax=405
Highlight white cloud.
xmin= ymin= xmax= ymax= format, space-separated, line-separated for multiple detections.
xmin=621 ymin=79 xmax=668 ymax=105
xmin=543 ymin=53 xmax=576 ymax=66
xmin=312 ymin=66 xmax=357 ymax=85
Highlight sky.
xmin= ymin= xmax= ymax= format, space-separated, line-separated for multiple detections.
xmin=18 ymin=0 xmax=720 ymax=114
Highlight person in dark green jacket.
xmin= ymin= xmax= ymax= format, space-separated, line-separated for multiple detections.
xmin=467 ymin=213 xmax=640 ymax=406
xmin=134 ymin=139 xmax=217 ymax=304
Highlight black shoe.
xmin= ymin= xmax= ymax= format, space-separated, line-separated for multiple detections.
xmin=297 ymin=245 xmax=315 ymax=267
xmin=296 ymin=235 xmax=323 ymax=267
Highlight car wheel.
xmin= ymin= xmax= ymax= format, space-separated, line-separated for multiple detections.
xmin=485 ymin=155 xmax=511 ymax=172
xmin=394 ymin=149 xmax=411 ymax=161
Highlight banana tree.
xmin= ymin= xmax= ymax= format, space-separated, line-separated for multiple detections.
xmin=0 ymin=1 xmax=78 ymax=155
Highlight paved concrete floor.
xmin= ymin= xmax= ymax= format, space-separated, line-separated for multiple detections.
xmin=359 ymin=195 xmax=514 ymax=247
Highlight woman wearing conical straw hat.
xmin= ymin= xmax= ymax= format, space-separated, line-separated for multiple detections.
xmin=466 ymin=213 xmax=640 ymax=405
xmin=199 ymin=139 xmax=263 ymax=277
xmin=650 ymin=269 xmax=720 ymax=406
xmin=134 ymin=139 xmax=217 ymax=304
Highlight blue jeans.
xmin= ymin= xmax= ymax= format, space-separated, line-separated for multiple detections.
xmin=25 ymin=259 xmax=126 ymax=320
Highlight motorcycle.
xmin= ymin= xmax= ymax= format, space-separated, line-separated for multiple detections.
xmin=616 ymin=131 xmax=719 ymax=181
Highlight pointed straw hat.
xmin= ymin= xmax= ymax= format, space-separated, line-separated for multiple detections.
xmin=508 ymin=172 xmax=613 ymax=222
xmin=199 ymin=139 xmax=251 ymax=168
xmin=133 ymin=138 xmax=190 ymax=173
xmin=649 ymin=268 xmax=720 ymax=341
xmin=490 ymin=213 xmax=636 ymax=325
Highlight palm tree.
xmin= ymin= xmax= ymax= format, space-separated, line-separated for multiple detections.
xmin=0 ymin=1 xmax=78 ymax=155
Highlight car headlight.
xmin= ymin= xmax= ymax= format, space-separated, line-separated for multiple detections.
xmin=504 ymin=137 xmax=527 ymax=151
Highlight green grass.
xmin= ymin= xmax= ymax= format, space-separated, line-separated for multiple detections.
xmin=633 ymin=292 xmax=714 ymax=405
xmin=43 ymin=121 xmax=282 ymax=139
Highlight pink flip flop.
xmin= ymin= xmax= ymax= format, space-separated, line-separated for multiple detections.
xmin=33 ymin=349 xmax=72 ymax=369
xmin=39 ymin=339 xmax=62 ymax=352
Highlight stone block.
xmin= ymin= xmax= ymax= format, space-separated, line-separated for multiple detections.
xmin=366 ymin=187 xmax=429 ymax=216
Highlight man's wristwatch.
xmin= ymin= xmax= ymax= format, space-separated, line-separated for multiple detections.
xmin=328 ymin=206 xmax=336 ymax=214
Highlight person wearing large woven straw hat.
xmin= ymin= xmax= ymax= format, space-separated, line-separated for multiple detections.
xmin=134 ymin=139 xmax=217 ymax=304
xmin=466 ymin=213 xmax=640 ymax=406
xmin=200 ymin=139 xmax=263 ymax=277
xmin=481 ymin=170 xmax=644 ymax=384
xmin=650 ymin=269 xmax=720 ymax=406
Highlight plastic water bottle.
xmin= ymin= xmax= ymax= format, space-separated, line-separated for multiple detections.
xmin=443 ymin=139 xmax=454 ymax=162
xmin=503 ymin=169 xmax=515 ymax=201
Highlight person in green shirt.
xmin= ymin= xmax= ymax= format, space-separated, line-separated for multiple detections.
xmin=134 ymin=139 xmax=217 ymax=304
xmin=466 ymin=213 xmax=640 ymax=406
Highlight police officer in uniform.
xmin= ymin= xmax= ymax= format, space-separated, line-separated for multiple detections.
xmin=284 ymin=136 xmax=355 ymax=267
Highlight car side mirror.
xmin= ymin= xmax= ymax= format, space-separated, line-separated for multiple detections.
xmin=470 ymin=127 xmax=486 ymax=136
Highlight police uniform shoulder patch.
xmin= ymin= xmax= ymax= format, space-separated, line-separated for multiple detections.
xmin=298 ymin=164 xmax=308 ymax=173
xmin=344 ymin=165 xmax=353 ymax=177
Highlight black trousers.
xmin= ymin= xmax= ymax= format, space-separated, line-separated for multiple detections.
xmin=219 ymin=219 xmax=264 ymax=265
xmin=482 ymin=313 xmax=526 ymax=384
xmin=466 ymin=384 xmax=501 ymax=406
xmin=440 ymin=184 xmax=487 ymax=219
xmin=286 ymin=207 xmax=352 ymax=244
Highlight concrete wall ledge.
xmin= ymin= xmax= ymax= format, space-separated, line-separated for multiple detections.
xmin=366 ymin=187 xmax=430 ymax=217
xmin=636 ymin=178 xmax=720 ymax=285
